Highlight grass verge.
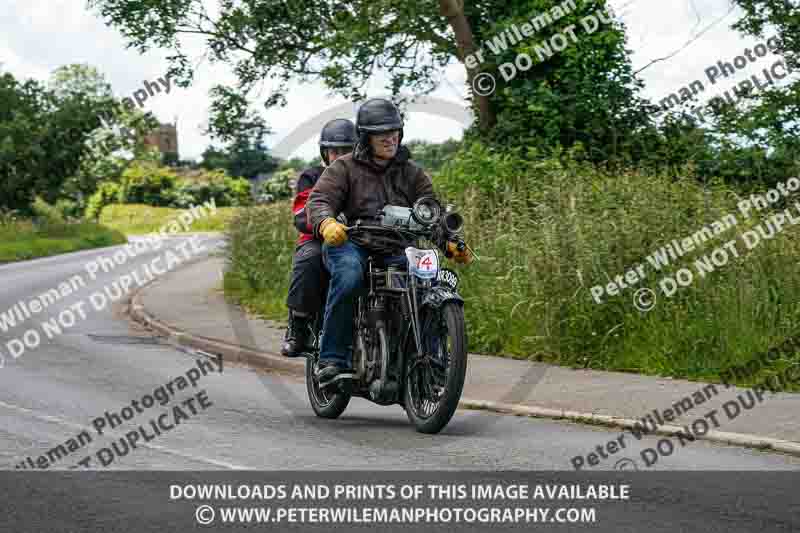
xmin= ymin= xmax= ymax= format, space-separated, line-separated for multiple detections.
xmin=0 ymin=219 xmax=127 ymax=263
xmin=98 ymin=204 xmax=239 ymax=234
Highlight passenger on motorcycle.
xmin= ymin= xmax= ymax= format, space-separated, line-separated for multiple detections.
xmin=305 ymin=98 xmax=472 ymax=387
xmin=281 ymin=118 xmax=357 ymax=357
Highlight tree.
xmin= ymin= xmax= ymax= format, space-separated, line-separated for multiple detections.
xmin=279 ymin=157 xmax=313 ymax=172
xmin=713 ymin=0 xmax=800 ymax=181
xmin=48 ymin=64 xmax=159 ymax=202
xmin=226 ymin=136 xmax=280 ymax=179
xmin=467 ymin=0 xmax=658 ymax=165
xmin=200 ymin=138 xmax=279 ymax=179
xmin=88 ymin=0 xmax=658 ymax=166
xmin=0 ymin=71 xmax=109 ymax=212
xmin=87 ymin=0 xmax=493 ymax=133
xmin=405 ymin=138 xmax=462 ymax=172
xmin=49 ymin=63 xmax=113 ymax=102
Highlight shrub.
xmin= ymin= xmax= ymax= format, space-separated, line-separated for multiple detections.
xmin=85 ymin=182 xmax=121 ymax=220
xmin=435 ymin=141 xmax=527 ymax=200
xmin=31 ymin=196 xmax=66 ymax=225
xmin=223 ymin=176 xmax=253 ymax=206
xmin=261 ymin=169 xmax=294 ymax=201
xmin=169 ymin=171 xmax=252 ymax=208
xmin=118 ymin=161 xmax=178 ymax=206
xmin=55 ymin=199 xmax=82 ymax=220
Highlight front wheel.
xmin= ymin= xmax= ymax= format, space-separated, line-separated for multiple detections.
xmin=306 ymin=355 xmax=351 ymax=419
xmin=404 ymin=302 xmax=467 ymax=434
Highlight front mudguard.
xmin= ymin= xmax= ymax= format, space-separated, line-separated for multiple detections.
xmin=421 ymin=286 xmax=464 ymax=310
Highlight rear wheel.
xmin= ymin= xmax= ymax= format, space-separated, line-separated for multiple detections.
xmin=404 ymin=302 xmax=467 ymax=434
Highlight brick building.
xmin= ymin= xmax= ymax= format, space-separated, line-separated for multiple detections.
xmin=144 ymin=121 xmax=179 ymax=158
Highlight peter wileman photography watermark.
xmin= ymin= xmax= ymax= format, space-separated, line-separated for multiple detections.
xmin=0 ymin=199 xmax=218 ymax=366
xmin=654 ymin=35 xmax=795 ymax=121
xmin=98 ymin=73 xmax=174 ymax=128
xmin=14 ymin=357 xmax=221 ymax=469
xmin=469 ymin=0 xmax=614 ymax=97
xmin=569 ymin=343 xmax=800 ymax=470
xmin=590 ymin=175 xmax=800 ymax=311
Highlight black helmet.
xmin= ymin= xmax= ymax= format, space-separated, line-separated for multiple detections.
xmin=355 ymin=98 xmax=404 ymax=155
xmin=319 ymin=118 xmax=356 ymax=165
xmin=356 ymin=98 xmax=404 ymax=134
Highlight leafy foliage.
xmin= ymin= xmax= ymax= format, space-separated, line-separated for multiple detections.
xmin=405 ymin=138 xmax=461 ymax=173
xmin=85 ymin=182 xmax=122 ymax=220
xmin=0 ymin=72 xmax=99 ymax=212
xmin=171 ymin=172 xmax=253 ymax=208
xmin=118 ymin=161 xmax=179 ymax=206
xmin=200 ymin=136 xmax=279 ymax=179
xmin=87 ymin=0 xmax=469 ymax=139
xmin=87 ymin=163 xmax=253 ymax=218
xmin=261 ymin=168 xmax=295 ymax=201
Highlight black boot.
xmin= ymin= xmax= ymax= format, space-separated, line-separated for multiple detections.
xmin=316 ymin=361 xmax=355 ymax=388
xmin=281 ymin=311 xmax=313 ymax=357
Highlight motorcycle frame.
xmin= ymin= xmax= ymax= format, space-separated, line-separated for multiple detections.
xmin=352 ymin=258 xmax=429 ymax=403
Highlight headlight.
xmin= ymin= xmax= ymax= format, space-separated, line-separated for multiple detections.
xmin=442 ymin=211 xmax=464 ymax=234
xmin=411 ymin=197 xmax=441 ymax=226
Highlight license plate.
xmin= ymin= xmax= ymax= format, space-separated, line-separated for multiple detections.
xmin=437 ymin=268 xmax=459 ymax=290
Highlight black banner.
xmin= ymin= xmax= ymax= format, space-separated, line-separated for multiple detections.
xmin=1 ymin=471 xmax=798 ymax=532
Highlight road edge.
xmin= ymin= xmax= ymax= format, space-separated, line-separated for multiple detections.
xmin=125 ymin=259 xmax=800 ymax=462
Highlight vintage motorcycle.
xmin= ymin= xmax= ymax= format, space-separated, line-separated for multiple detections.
xmin=303 ymin=197 xmax=470 ymax=434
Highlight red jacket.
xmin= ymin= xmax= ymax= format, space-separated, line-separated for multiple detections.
xmin=292 ymin=166 xmax=325 ymax=245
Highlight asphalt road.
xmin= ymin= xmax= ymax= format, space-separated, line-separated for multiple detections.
xmin=1 ymin=235 xmax=799 ymax=473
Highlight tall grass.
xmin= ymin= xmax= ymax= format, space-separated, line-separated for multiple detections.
xmin=223 ymin=150 xmax=800 ymax=386
xmin=224 ymin=202 xmax=295 ymax=318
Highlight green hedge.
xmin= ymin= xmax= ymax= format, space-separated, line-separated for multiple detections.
xmin=86 ymin=162 xmax=252 ymax=219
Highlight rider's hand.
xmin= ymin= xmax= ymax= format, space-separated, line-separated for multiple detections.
xmin=447 ymin=241 xmax=473 ymax=265
xmin=320 ymin=217 xmax=348 ymax=246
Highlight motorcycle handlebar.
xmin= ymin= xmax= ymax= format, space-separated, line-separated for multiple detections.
xmin=342 ymin=224 xmax=478 ymax=261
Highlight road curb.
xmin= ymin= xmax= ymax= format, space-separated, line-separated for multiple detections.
xmin=459 ymin=399 xmax=800 ymax=459
xmin=126 ymin=270 xmax=305 ymax=376
xmin=126 ymin=261 xmax=800 ymax=461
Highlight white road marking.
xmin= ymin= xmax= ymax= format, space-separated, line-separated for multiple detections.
xmin=0 ymin=398 xmax=249 ymax=470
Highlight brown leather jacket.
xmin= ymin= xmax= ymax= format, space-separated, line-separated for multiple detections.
xmin=306 ymin=145 xmax=434 ymax=239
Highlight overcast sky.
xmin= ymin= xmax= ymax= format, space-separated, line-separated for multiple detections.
xmin=0 ymin=0 xmax=789 ymax=161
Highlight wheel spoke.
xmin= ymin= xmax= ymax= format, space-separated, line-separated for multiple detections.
xmin=407 ymin=306 xmax=464 ymax=423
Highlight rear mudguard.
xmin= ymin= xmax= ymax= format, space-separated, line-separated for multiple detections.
xmin=421 ymin=286 xmax=464 ymax=310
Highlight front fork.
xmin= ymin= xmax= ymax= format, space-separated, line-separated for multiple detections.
xmin=406 ymin=274 xmax=425 ymax=358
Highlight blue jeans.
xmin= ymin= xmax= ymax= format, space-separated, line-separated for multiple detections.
xmin=320 ymin=241 xmax=406 ymax=368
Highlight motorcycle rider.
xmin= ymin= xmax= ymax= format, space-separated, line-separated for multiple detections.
xmin=306 ymin=98 xmax=472 ymax=387
xmin=281 ymin=118 xmax=357 ymax=357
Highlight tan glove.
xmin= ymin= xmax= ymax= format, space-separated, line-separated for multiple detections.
xmin=319 ymin=217 xmax=348 ymax=246
xmin=447 ymin=241 xmax=473 ymax=265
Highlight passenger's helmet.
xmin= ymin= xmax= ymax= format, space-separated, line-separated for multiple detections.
xmin=319 ymin=118 xmax=356 ymax=165
xmin=355 ymin=98 xmax=404 ymax=148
